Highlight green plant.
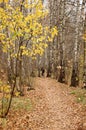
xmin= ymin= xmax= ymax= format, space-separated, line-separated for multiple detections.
xmin=11 ymin=97 xmax=32 ymax=111
xmin=70 ymin=89 xmax=86 ymax=104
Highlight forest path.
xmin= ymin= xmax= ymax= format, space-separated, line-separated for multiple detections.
xmin=5 ymin=78 xmax=85 ymax=130
xmin=32 ymin=78 xmax=83 ymax=130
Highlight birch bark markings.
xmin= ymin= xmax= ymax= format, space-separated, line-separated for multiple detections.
xmin=48 ymin=0 xmax=86 ymax=87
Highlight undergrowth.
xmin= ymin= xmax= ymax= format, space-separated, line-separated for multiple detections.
xmin=11 ymin=97 xmax=32 ymax=111
xmin=70 ymin=88 xmax=86 ymax=104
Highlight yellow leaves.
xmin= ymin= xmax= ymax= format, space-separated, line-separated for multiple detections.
xmin=37 ymin=36 xmax=45 ymax=42
xmin=0 ymin=84 xmax=11 ymax=103
xmin=0 ymin=0 xmax=58 ymax=58
xmin=0 ymin=0 xmax=8 ymax=3
xmin=24 ymin=3 xmax=35 ymax=9
xmin=51 ymin=26 xmax=58 ymax=38
xmin=47 ymin=36 xmax=53 ymax=42
xmin=35 ymin=0 xmax=43 ymax=10
xmin=44 ymin=44 xmax=48 ymax=48
xmin=10 ymin=53 xmax=17 ymax=58
xmin=22 ymin=50 xmax=29 ymax=56
xmin=5 ymin=94 xmax=10 ymax=99
xmin=30 ymin=42 xmax=48 ymax=57
xmin=33 ymin=48 xmax=44 ymax=56
xmin=20 ymin=46 xmax=26 ymax=50
xmin=0 ymin=7 xmax=4 ymax=14
xmin=83 ymin=33 xmax=86 ymax=41
xmin=0 ymin=33 xmax=6 ymax=40
xmin=25 ymin=15 xmax=32 ymax=22
xmin=0 ymin=84 xmax=11 ymax=93
xmin=32 ymin=23 xmax=43 ymax=36
xmin=15 ymin=92 xmax=20 ymax=97
xmin=32 ymin=57 xmax=36 ymax=60
xmin=4 ymin=85 xmax=10 ymax=93
xmin=35 ymin=10 xmax=43 ymax=18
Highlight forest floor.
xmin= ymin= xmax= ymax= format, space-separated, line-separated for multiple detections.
xmin=0 ymin=77 xmax=86 ymax=130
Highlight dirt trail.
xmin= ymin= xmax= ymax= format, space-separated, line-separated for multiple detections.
xmin=3 ymin=78 xmax=85 ymax=130
xmin=34 ymin=78 xmax=83 ymax=130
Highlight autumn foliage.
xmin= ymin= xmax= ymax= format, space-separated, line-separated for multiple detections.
xmin=0 ymin=0 xmax=58 ymax=117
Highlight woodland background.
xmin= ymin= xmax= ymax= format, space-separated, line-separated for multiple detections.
xmin=0 ymin=0 xmax=86 ymax=119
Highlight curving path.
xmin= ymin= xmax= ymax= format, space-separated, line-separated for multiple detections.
xmin=34 ymin=78 xmax=83 ymax=130
xmin=5 ymin=78 xmax=85 ymax=130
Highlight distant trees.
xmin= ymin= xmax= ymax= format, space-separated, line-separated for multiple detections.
xmin=43 ymin=0 xmax=86 ymax=87
xmin=14 ymin=0 xmax=86 ymax=89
